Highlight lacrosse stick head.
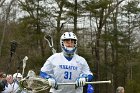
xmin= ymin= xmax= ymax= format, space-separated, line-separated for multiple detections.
xmin=19 ymin=76 xmax=51 ymax=92
xmin=44 ymin=34 xmax=56 ymax=54
xmin=27 ymin=70 xmax=36 ymax=77
xmin=44 ymin=35 xmax=53 ymax=47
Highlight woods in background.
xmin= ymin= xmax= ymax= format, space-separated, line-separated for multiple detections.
xmin=0 ymin=0 xmax=140 ymax=93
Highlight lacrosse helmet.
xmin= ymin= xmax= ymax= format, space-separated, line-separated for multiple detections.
xmin=13 ymin=73 xmax=23 ymax=82
xmin=60 ymin=32 xmax=77 ymax=55
xmin=13 ymin=73 xmax=23 ymax=79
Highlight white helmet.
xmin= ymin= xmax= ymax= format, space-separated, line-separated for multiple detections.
xmin=60 ymin=32 xmax=77 ymax=55
xmin=13 ymin=73 xmax=23 ymax=81
xmin=13 ymin=73 xmax=22 ymax=78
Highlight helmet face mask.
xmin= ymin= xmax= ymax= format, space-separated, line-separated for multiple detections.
xmin=60 ymin=32 xmax=77 ymax=56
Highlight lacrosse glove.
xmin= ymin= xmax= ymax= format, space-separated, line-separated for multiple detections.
xmin=76 ymin=74 xmax=94 ymax=87
xmin=48 ymin=78 xmax=58 ymax=89
xmin=76 ymin=77 xmax=86 ymax=87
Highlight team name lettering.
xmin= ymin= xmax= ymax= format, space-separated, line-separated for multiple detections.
xmin=59 ymin=65 xmax=77 ymax=70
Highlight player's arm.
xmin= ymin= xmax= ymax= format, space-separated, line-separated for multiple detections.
xmin=40 ymin=59 xmax=54 ymax=78
xmin=76 ymin=57 xmax=94 ymax=87
xmin=40 ymin=59 xmax=58 ymax=89
xmin=81 ymin=57 xmax=94 ymax=81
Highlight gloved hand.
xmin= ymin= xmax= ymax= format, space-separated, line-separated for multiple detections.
xmin=48 ymin=78 xmax=58 ymax=89
xmin=75 ymin=77 xmax=86 ymax=87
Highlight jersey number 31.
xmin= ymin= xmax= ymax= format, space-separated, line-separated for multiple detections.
xmin=64 ymin=71 xmax=72 ymax=80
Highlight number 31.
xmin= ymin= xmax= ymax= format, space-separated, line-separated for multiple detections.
xmin=64 ymin=71 xmax=72 ymax=80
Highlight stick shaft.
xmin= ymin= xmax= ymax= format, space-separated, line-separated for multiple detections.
xmin=57 ymin=80 xmax=111 ymax=85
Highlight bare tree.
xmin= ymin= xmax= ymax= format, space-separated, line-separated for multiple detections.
xmin=0 ymin=0 xmax=16 ymax=57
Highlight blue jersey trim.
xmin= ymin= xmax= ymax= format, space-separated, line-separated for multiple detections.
xmin=39 ymin=71 xmax=51 ymax=79
xmin=64 ymin=56 xmax=72 ymax=61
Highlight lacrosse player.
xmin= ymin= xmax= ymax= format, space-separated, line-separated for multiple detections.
xmin=40 ymin=32 xmax=94 ymax=93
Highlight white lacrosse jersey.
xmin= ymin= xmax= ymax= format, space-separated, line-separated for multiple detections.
xmin=41 ymin=52 xmax=93 ymax=93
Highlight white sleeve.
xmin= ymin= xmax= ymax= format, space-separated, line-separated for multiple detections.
xmin=40 ymin=55 xmax=56 ymax=77
xmin=79 ymin=56 xmax=93 ymax=75
xmin=41 ymin=60 xmax=53 ymax=75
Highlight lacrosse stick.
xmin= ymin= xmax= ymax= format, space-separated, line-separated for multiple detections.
xmin=22 ymin=56 xmax=28 ymax=77
xmin=44 ymin=34 xmax=56 ymax=54
xmin=57 ymin=80 xmax=111 ymax=85
xmin=19 ymin=76 xmax=111 ymax=93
